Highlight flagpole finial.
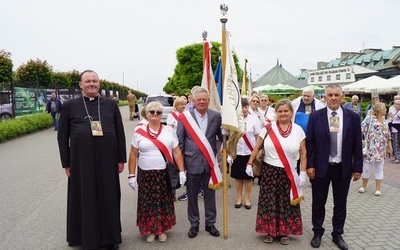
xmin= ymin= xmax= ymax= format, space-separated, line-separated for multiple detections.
xmin=202 ymin=31 xmax=208 ymax=41
xmin=220 ymin=4 xmax=228 ymax=24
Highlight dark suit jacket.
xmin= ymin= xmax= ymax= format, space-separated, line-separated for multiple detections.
xmin=176 ymin=109 xmax=222 ymax=175
xmin=306 ymin=107 xmax=363 ymax=179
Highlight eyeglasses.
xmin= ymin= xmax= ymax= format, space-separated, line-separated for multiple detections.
xmin=251 ymin=100 xmax=260 ymax=103
xmin=148 ymin=110 xmax=162 ymax=115
xmin=260 ymin=99 xmax=268 ymax=102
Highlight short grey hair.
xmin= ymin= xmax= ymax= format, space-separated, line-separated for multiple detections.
xmin=192 ymin=87 xmax=209 ymax=99
xmin=302 ymin=86 xmax=314 ymax=95
xmin=145 ymin=101 xmax=164 ymax=113
xmin=325 ymin=84 xmax=343 ymax=94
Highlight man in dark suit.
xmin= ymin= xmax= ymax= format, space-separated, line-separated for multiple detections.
xmin=306 ymin=84 xmax=362 ymax=250
xmin=176 ymin=87 xmax=222 ymax=238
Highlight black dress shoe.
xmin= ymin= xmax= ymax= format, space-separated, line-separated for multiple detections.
xmin=188 ymin=226 xmax=199 ymax=238
xmin=310 ymin=235 xmax=321 ymax=248
xmin=205 ymin=225 xmax=220 ymax=237
xmin=234 ymin=203 xmax=242 ymax=208
xmin=332 ymin=235 xmax=348 ymax=250
xmin=103 ymin=244 xmax=119 ymax=250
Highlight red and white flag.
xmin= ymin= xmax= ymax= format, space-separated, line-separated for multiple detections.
xmin=201 ymin=41 xmax=221 ymax=113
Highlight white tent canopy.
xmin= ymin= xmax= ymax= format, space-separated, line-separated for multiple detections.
xmin=365 ymin=75 xmax=400 ymax=92
xmin=342 ymin=75 xmax=387 ymax=92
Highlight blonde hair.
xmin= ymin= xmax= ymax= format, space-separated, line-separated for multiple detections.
xmin=173 ymin=97 xmax=187 ymax=110
xmin=371 ymin=102 xmax=386 ymax=116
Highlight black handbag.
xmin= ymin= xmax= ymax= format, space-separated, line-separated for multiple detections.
xmin=160 ymin=150 xmax=181 ymax=190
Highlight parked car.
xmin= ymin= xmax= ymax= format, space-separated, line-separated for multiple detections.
xmin=144 ymin=94 xmax=175 ymax=124
xmin=0 ymin=91 xmax=13 ymax=121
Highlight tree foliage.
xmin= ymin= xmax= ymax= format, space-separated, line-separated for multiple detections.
xmin=163 ymin=42 xmax=242 ymax=95
xmin=52 ymin=72 xmax=70 ymax=89
xmin=16 ymin=59 xmax=53 ymax=88
xmin=0 ymin=50 xmax=13 ymax=90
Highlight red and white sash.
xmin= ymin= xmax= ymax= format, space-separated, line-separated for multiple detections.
xmin=268 ymin=125 xmax=304 ymax=206
xmin=136 ymin=127 xmax=175 ymax=165
xmin=179 ymin=111 xmax=223 ymax=190
xmin=170 ymin=110 xmax=179 ymax=121
xmin=242 ymin=134 xmax=254 ymax=151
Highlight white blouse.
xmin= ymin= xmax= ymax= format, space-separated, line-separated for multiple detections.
xmin=236 ymin=114 xmax=262 ymax=155
xmin=131 ymin=125 xmax=179 ymax=170
xmin=259 ymin=122 xmax=305 ymax=168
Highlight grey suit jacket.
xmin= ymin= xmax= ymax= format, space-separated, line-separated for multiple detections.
xmin=176 ymin=109 xmax=222 ymax=175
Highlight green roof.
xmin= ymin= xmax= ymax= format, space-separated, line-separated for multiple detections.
xmin=253 ymin=61 xmax=297 ymax=88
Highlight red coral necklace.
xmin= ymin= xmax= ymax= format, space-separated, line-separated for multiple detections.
xmin=147 ymin=124 xmax=162 ymax=139
xmin=277 ymin=121 xmax=292 ymax=138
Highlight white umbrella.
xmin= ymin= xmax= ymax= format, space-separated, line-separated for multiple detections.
xmin=342 ymin=75 xmax=387 ymax=92
xmin=365 ymin=75 xmax=400 ymax=92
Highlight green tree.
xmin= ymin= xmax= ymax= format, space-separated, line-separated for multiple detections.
xmin=16 ymin=59 xmax=53 ymax=88
xmin=0 ymin=50 xmax=13 ymax=90
xmin=52 ymin=72 xmax=70 ymax=89
xmin=164 ymin=42 xmax=242 ymax=95
xmin=65 ymin=69 xmax=80 ymax=89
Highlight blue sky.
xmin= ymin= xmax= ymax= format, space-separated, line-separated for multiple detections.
xmin=1 ymin=0 xmax=400 ymax=95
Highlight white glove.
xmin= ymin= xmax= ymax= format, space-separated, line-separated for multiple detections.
xmin=227 ymin=155 xmax=233 ymax=165
xmin=299 ymin=171 xmax=306 ymax=187
xmin=221 ymin=128 xmax=230 ymax=135
xmin=128 ymin=177 xmax=138 ymax=190
xmin=245 ymin=165 xmax=254 ymax=177
xmin=179 ymin=171 xmax=187 ymax=185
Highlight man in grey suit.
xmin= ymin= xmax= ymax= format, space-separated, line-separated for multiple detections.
xmin=176 ymin=87 xmax=222 ymax=238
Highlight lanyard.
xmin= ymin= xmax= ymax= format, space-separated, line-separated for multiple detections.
xmin=82 ymin=94 xmax=101 ymax=122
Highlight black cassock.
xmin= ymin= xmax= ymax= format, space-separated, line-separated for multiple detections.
xmin=57 ymin=96 xmax=126 ymax=248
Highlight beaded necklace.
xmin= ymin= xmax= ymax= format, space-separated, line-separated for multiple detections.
xmin=277 ymin=121 xmax=292 ymax=138
xmin=146 ymin=124 xmax=163 ymax=139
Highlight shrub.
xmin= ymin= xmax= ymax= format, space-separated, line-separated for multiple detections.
xmin=0 ymin=113 xmax=53 ymax=142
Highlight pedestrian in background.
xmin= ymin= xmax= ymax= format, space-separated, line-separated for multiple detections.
xmin=57 ymin=70 xmax=126 ymax=250
xmin=46 ymin=92 xmax=62 ymax=130
xmin=343 ymin=95 xmax=362 ymax=120
xmin=128 ymin=101 xmax=186 ymax=243
xmin=127 ymin=90 xmax=137 ymax=120
xmin=359 ymin=102 xmax=392 ymax=196
xmin=388 ymin=100 xmax=400 ymax=163
xmin=258 ymin=94 xmax=276 ymax=124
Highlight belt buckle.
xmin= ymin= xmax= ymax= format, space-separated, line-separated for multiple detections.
xmin=329 ymin=162 xmax=337 ymax=166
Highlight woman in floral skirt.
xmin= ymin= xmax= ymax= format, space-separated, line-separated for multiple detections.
xmin=246 ymin=99 xmax=307 ymax=245
xmin=128 ymin=101 xmax=186 ymax=243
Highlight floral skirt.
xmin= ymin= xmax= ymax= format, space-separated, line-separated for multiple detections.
xmin=137 ymin=168 xmax=176 ymax=236
xmin=255 ymin=163 xmax=303 ymax=237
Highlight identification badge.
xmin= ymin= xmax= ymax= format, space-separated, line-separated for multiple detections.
xmin=329 ymin=117 xmax=339 ymax=133
xmin=91 ymin=121 xmax=103 ymax=136
xmin=305 ymin=105 xmax=312 ymax=115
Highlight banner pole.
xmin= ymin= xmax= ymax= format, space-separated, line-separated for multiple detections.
xmin=220 ymin=4 xmax=228 ymax=240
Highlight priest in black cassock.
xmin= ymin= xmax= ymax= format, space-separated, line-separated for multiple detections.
xmin=57 ymin=70 xmax=126 ymax=250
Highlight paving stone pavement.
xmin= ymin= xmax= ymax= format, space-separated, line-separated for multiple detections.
xmin=0 ymin=106 xmax=399 ymax=250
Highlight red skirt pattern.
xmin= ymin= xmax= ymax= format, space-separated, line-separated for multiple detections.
xmin=255 ymin=163 xmax=303 ymax=237
xmin=137 ymin=168 xmax=176 ymax=236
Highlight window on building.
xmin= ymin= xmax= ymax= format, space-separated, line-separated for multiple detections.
xmin=336 ymin=74 xmax=341 ymax=80
xmin=346 ymin=73 xmax=351 ymax=79
xmin=327 ymin=75 xmax=331 ymax=81
xmin=318 ymin=76 xmax=322 ymax=81
xmin=311 ymin=77 xmax=314 ymax=82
